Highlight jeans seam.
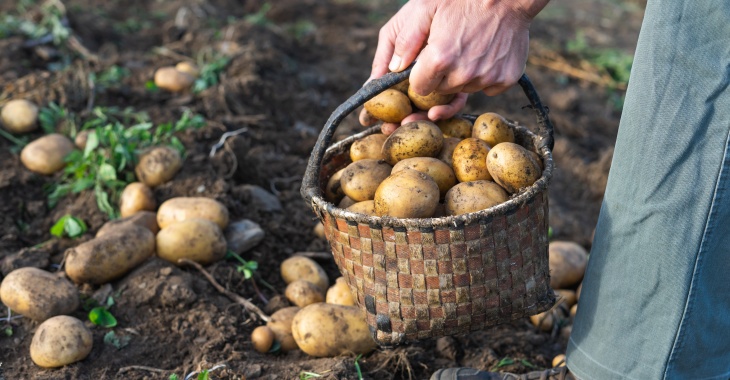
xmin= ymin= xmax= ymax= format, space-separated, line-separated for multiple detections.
xmin=662 ymin=126 xmax=730 ymax=379
xmin=568 ymin=337 xmax=642 ymax=380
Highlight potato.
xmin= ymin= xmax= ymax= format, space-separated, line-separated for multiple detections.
xmin=570 ymin=304 xmax=578 ymax=318
xmin=472 ymin=112 xmax=515 ymax=147
xmin=553 ymin=354 xmax=567 ymax=367
xmin=175 ymin=61 xmax=200 ymax=77
xmin=382 ymin=120 xmax=444 ymax=165
xmin=350 ymin=133 xmax=387 ymax=162
xmin=486 ymin=142 xmax=541 ymax=193
xmin=346 ymin=200 xmax=377 ymax=216
xmin=0 ymin=268 xmax=79 ymax=321
xmin=96 ymin=211 xmax=159 ymax=237
xmin=374 ymin=169 xmax=439 ymax=218
xmin=530 ymin=311 xmax=555 ymax=332
xmin=452 ymin=138 xmax=492 ymax=182
xmin=549 ymin=241 xmax=588 ymax=289
xmin=281 ymin=256 xmax=329 ymax=292
xmin=157 ymin=218 xmax=227 ymax=265
xmin=391 ymin=78 xmax=409 ymax=93
xmin=444 ymin=180 xmax=508 ymax=216
xmin=157 ymin=197 xmax=229 ymax=229
xmin=135 ymin=146 xmax=183 ymax=187
xmin=30 ymin=316 xmax=93 ymax=368
xmin=407 ymin=87 xmax=455 ymax=110
xmin=74 ymin=129 xmax=92 ymax=150
xmin=363 ymin=89 xmax=412 ymax=123
xmin=436 ymin=137 xmax=462 ymax=167
xmin=340 ymin=159 xmax=392 ymax=202
xmin=120 ymin=182 xmax=157 ymax=218
xmin=251 ymin=326 xmax=275 ymax=353
xmin=65 ymin=224 xmax=155 ymax=284
xmin=313 ymin=222 xmax=326 ymax=239
xmin=154 ymin=66 xmax=195 ymax=92
xmin=285 ymin=280 xmax=325 ymax=308
xmin=267 ymin=306 xmax=301 ymax=352
xmin=338 ymin=196 xmax=356 ymax=209
xmin=2 ymin=99 xmax=38 ymax=134
xmin=555 ymin=289 xmax=577 ymax=308
xmin=20 ymin=133 xmax=75 ymax=175
xmin=392 ymin=157 xmax=456 ymax=198
xmin=436 ymin=117 xmax=472 ymax=139
xmin=292 ymin=303 xmax=376 ymax=357
xmin=528 ymin=150 xmax=544 ymax=170
xmin=325 ymin=168 xmax=347 ymax=204
xmin=326 ymin=277 xmax=355 ymax=306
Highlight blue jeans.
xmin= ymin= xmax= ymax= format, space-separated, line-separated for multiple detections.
xmin=565 ymin=1 xmax=730 ymax=379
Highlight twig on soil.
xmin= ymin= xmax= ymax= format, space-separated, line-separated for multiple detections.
xmin=528 ymin=54 xmax=627 ymax=90
xmin=117 ymin=365 xmax=170 ymax=375
xmin=178 ymin=258 xmax=269 ymax=322
xmin=294 ymin=251 xmax=333 ymax=260
xmin=209 ymin=127 xmax=248 ymax=157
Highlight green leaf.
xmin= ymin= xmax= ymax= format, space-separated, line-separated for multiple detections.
xmin=98 ymin=163 xmax=117 ymax=181
xmin=267 ymin=340 xmax=281 ymax=353
xmin=4 ymin=327 xmax=13 ymax=337
xmin=103 ymin=330 xmax=130 ymax=349
xmin=197 ymin=370 xmax=210 ymax=380
xmin=145 ymin=81 xmax=158 ymax=91
xmin=89 ymin=306 xmax=117 ymax=328
xmin=84 ymin=131 xmax=99 ymax=158
xmin=169 ymin=375 xmax=179 ymax=380
xmin=63 ymin=216 xmax=87 ymax=238
xmin=50 ymin=215 xmax=70 ymax=237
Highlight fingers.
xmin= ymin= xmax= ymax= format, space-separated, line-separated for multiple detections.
xmin=388 ymin=9 xmax=432 ymax=72
xmin=409 ymin=45 xmax=450 ymax=96
xmin=427 ymin=93 xmax=468 ymax=120
xmin=359 ymin=108 xmax=377 ymax=127
xmin=371 ymin=20 xmax=397 ymax=80
xmin=381 ymin=123 xmax=399 ymax=135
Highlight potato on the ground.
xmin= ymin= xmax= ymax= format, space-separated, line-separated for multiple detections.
xmin=267 ymin=306 xmax=301 ymax=352
xmin=326 ymin=277 xmax=355 ymax=306
xmin=154 ymin=66 xmax=195 ymax=92
xmin=407 ymin=87 xmax=455 ymax=110
xmin=338 ymin=196 xmax=356 ymax=209
xmin=452 ymin=138 xmax=492 ymax=182
xmin=555 ymin=289 xmax=577 ymax=308
xmin=135 ymin=146 xmax=183 ymax=187
xmin=120 ymin=182 xmax=157 ymax=218
xmin=382 ymin=120 xmax=444 ymax=165
xmin=292 ymin=303 xmax=376 ymax=357
xmin=313 ymin=222 xmax=326 ymax=239
xmin=285 ymin=280 xmax=325 ymax=308
xmin=96 ymin=211 xmax=159 ymax=237
xmin=437 ymin=137 xmax=462 ymax=167
xmin=444 ymin=180 xmax=508 ymax=216
xmin=340 ymin=159 xmax=392 ymax=202
xmin=553 ymin=354 xmax=567 ymax=367
xmin=436 ymin=117 xmax=472 ymax=139
xmin=374 ymin=169 xmax=439 ymax=218
xmin=251 ymin=325 xmax=275 ymax=353
xmin=350 ymin=133 xmax=387 ymax=162
xmin=472 ymin=112 xmax=515 ymax=147
xmin=20 ymin=133 xmax=75 ymax=175
xmin=363 ymin=89 xmax=412 ymax=123
xmin=66 ymin=224 xmax=155 ymax=284
xmin=30 ymin=315 xmax=93 ymax=368
xmin=392 ymin=157 xmax=456 ymax=198
xmin=530 ymin=310 xmax=555 ymax=332
xmin=0 ymin=267 xmax=79 ymax=321
xmin=281 ymin=256 xmax=329 ymax=292
xmin=325 ymin=168 xmax=346 ymax=204
xmin=157 ymin=197 xmax=229 ymax=229
xmin=486 ymin=142 xmax=542 ymax=193
xmin=74 ymin=130 xmax=92 ymax=150
xmin=549 ymin=241 xmax=588 ymax=289
xmin=346 ymin=200 xmax=377 ymax=216
xmin=1 ymin=99 xmax=38 ymax=134
xmin=391 ymin=78 xmax=409 ymax=93
xmin=157 ymin=218 xmax=227 ymax=265
xmin=175 ymin=61 xmax=200 ymax=77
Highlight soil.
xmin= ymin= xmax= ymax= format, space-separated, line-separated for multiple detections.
xmin=0 ymin=0 xmax=645 ymax=379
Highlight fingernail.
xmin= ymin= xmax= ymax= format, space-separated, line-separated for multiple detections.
xmin=388 ymin=55 xmax=402 ymax=72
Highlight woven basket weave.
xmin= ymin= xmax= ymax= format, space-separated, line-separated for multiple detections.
xmin=301 ymin=67 xmax=556 ymax=346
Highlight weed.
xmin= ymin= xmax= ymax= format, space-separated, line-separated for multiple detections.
xmin=103 ymin=330 xmax=130 ymax=349
xmin=91 ymin=65 xmax=131 ymax=92
xmin=3 ymin=326 xmax=12 ymax=336
xmin=0 ymin=1 xmax=70 ymax=45
xmin=490 ymin=357 xmax=515 ymax=371
xmin=49 ymin=214 xmax=88 ymax=238
xmin=227 ymin=251 xmax=259 ymax=279
xmin=354 ymin=354 xmax=364 ymax=380
xmin=0 ymin=128 xmax=29 ymax=152
xmin=299 ymin=372 xmax=322 ymax=380
xmin=88 ymin=295 xmax=117 ymax=328
xmin=244 ymin=3 xmax=273 ymax=27
xmin=566 ymin=31 xmax=633 ymax=88
xmin=169 ymin=375 xmax=180 ymax=380
xmin=39 ymin=102 xmax=72 ymax=134
xmin=192 ymin=56 xmax=231 ymax=94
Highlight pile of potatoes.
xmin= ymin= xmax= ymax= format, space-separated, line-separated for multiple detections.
xmin=154 ymin=61 xmax=200 ymax=92
xmin=250 ymin=256 xmax=376 ymax=357
xmin=327 ymin=81 xmax=543 ymax=218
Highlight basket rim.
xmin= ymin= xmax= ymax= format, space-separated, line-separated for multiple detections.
xmin=309 ymin=117 xmax=553 ymax=229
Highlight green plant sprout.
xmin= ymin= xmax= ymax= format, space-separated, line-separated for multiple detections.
xmin=49 ymin=214 xmax=88 ymax=238
xmin=299 ymin=371 xmax=322 ymax=380
xmin=354 ymin=354 xmax=364 ymax=380
xmin=103 ymin=330 xmax=130 ymax=349
xmin=192 ymin=56 xmax=231 ymax=94
xmin=88 ymin=295 xmax=117 ymax=328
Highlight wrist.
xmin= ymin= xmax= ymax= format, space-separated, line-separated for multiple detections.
xmin=485 ymin=0 xmax=549 ymax=24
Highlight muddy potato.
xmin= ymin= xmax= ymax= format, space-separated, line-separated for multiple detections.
xmin=452 ymin=138 xmax=492 ymax=182
xmin=65 ymin=224 xmax=155 ymax=284
xmin=350 ymin=133 xmax=387 ymax=161
xmin=549 ymin=241 xmax=588 ymax=289
xmin=0 ymin=268 xmax=79 ymax=321
xmin=570 ymin=304 xmax=578 ymax=318
xmin=407 ymin=87 xmax=455 ymax=110
xmin=325 ymin=168 xmax=347 ymax=204
xmin=347 ymin=200 xmax=377 ymax=216
xmin=251 ymin=326 xmax=275 ymax=353
xmin=374 ymin=169 xmax=439 ymax=218
xmin=154 ymin=66 xmax=195 ymax=92
xmin=391 ymin=78 xmax=409 ymax=93
xmin=30 ymin=316 xmax=93 ymax=368
xmin=340 ymin=159 xmax=392 ymax=202
xmin=553 ymin=354 xmax=567 ymax=367
xmin=487 ymin=142 xmax=541 ymax=193
xmin=472 ymin=112 xmax=515 ymax=147
xmin=436 ymin=117 xmax=472 ymax=139
xmin=338 ymin=196 xmax=356 ymax=209
xmin=437 ymin=137 xmax=462 ymax=167
xmin=135 ymin=146 xmax=183 ymax=187
xmin=382 ymin=120 xmax=444 ymax=165
xmin=2 ymin=99 xmax=38 ymax=134
xmin=175 ymin=61 xmax=200 ymax=77
xmin=157 ymin=197 xmax=229 ymax=229
xmin=281 ymin=256 xmax=329 ymax=291
xmin=74 ymin=129 xmax=92 ymax=150
xmin=97 ymin=211 xmax=159 ymax=237
xmin=157 ymin=218 xmax=227 ymax=265
xmin=120 ymin=182 xmax=157 ymax=218
xmin=267 ymin=306 xmax=301 ymax=352
xmin=363 ymin=89 xmax=412 ymax=123
xmin=444 ymin=180 xmax=508 ymax=216
xmin=392 ymin=157 xmax=456 ymax=198
xmin=555 ymin=289 xmax=577 ymax=308
xmin=326 ymin=277 xmax=355 ymax=306
xmin=530 ymin=311 xmax=555 ymax=332
xmin=313 ymin=222 xmax=326 ymax=239
xmin=292 ymin=303 xmax=376 ymax=357
xmin=285 ymin=280 xmax=325 ymax=308
xmin=20 ymin=133 xmax=75 ymax=175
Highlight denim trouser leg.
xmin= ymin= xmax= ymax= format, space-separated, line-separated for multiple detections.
xmin=565 ymin=1 xmax=730 ymax=379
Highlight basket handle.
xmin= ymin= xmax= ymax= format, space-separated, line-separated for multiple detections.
xmin=301 ymin=64 xmax=555 ymax=203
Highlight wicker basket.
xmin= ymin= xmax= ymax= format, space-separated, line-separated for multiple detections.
xmin=301 ymin=68 xmax=556 ymax=346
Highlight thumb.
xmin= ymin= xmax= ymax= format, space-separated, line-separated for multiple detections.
xmin=387 ymin=5 xmax=434 ymax=73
